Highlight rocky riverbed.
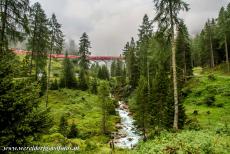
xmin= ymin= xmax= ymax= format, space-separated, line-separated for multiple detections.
xmin=112 ymin=101 xmax=141 ymax=149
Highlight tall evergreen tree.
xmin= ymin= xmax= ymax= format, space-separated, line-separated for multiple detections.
xmin=0 ymin=0 xmax=29 ymax=54
xmin=27 ymin=2 xmax=50 ymax=80
xmin=137 ymin=14 xmax=152 ymax=78
xmin=98 ymin=82 xmax=110 ymax=135
xmin=153 ymin=0 xmax=189 ymax=130
xmin=134 ymin=76 xmax=149 ymax=141
xmin=176 ymin=21 xmax=193 ymax=83
xmin=60 ymin=53 xmax=77 ymax=89
xmin=46 ymin=13 xmax=64 ymax=107
xmin=110 ymin=60 xmax=116 ymax=77
xmin=78 ymin=32 xmax=91 ymax=70
xmin=98 ymin=65 xmax=110 ymax=80
xmin=205 ymin=19 xmax=215 ymax=68
xmin=0 ymin=0 xmax=52 ymax=148
xmin=115 ymin=59 xmax=123 ymax=77
xmin=79 ymin=69 xmax=88 ymax=91
xmin=123 ymin=38 xmax=138 ymax=89
xmin=218 ymin=7 xmax=229 ymax=71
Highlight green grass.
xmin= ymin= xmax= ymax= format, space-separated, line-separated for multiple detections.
xmin=133 ymin=130 xmax=230 ymax=154
xmin=128 ymin=68 xmax=230 ymax=154
xmin=183 ymin=69 xmax=230 ymax=129
xmin=37 ymin=89 xmax=120 ymax=153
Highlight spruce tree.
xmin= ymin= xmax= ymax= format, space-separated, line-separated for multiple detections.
xmin=79 ymin=69 xmax=88 ymax=91
xmin=0 ymin=0 xmax=29 ymax=54
xmin=205 ymin=19 xmax=215 ymax=68
xmin=176 ymin=21 xmax=193 ymax=83
xmin=27 ymin=2 xmax=50 ymax=80
xmin=137 ymin=14 xmax=152 ymax=78
xmin=134 ymin=76 xmax=149 ymax=141
xmin=0 ymin=53 xmax=52 ymax=147
xmin=60 ymin=53 xmax=77 ymax=89
xmin=98 ymin=82 xmax=110 ymax=135
xmin=153 ymin=0 xmax=189 ymax=130
xmin=110 ymin=60 xmax=116 ymax=77
xmin=98 ymin=65 xmax=110 ymax=80
xmin=46 ymin=13 xmax=64 ymax=107
xmin=0 ymin=0 xmax=52 ymax=147
xmin=218 ymin=7 xmax=229 ymax=71
xmin=78 ymin=32 xmax=91 ymax=70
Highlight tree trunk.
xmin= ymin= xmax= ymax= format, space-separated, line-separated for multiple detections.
xmin=45 ymin=49 xmax=52 ymax=108
xmin=0 ymin=0 xmax=8 ymax=54
xmin=224 ymin=35 xmax=229 ymax=72
xmin=169 ymin=2 xmax=179 ymax=130
xmin=29 ymin=13 xmax=38 ymax=76
xmin=183 ymin=44 xmax=187 ymax=82
xmin=210 ymin=34 xmax=215 ymax=68
xmin=172 ymin=37 xmax=179 ymax=130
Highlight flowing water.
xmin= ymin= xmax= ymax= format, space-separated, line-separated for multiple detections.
xmin=113 ymin=101 xmax=141 ymax=149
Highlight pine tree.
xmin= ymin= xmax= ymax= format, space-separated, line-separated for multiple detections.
xmin=90 ymin=77 xmax=98 ymax=94
xmin=79 ymin=69 xmax=88 ymax=91
xmin=123 ymin=37 xmax=138 ymax=89
xmin=98 ymin=65 xmax=110 ymax=80
xmin=27 ymin=2 xmax=50 ymax=80
xmin=68 ymin=39 xmax=77 ymax=55
xmin=115 ymin=59 xmax=123 ymax=77
xmin=60 ymin=53 xmax=77 ymax=89
xmin=98 ymin=82 xmax=110 ymax=135
xmin=153 ymin=0 xmax=189 ymax=130
xmin=0 ymin=0 xmax=52 ymax=147
xmin=205 ymin=19 xmax=215 ymax=68
xmin=134 ymin=76 xmax=149 ymax=141
xmin=0 ymin=53 xmax=52 ymax=147
xmin=137 ymin=14 xmax=152 ymax=78
xmin=110 ymin=60 xmax=116 ymax=77
xmin=218 ymin=7 xmax=229 ymax=71
xmin=176 ymin=21 xmax=193 ymax=83
xmin=46 ymin=13 xmax=64 ymax=107
xmin=0 ymin=0 xmax=29 ymax=54
xmin=78 ymin=32 xmax=91 ymax=70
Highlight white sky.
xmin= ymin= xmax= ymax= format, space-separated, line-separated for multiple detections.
xmin=30 ymin=0 xmax=229 ymax=56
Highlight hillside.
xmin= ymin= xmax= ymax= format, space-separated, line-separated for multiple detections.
xmin=130 ymin=68 xmax=230 ymax=154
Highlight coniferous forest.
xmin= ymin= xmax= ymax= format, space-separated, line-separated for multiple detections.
xmin=0 ymin=0 xmax=230 ymax=153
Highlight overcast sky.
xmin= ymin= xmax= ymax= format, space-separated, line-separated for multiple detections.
xmin=30 ymin=0 xmax=229 ymax=56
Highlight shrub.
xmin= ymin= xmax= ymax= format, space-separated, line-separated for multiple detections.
xmin=181 ymin=87 xmax=192 ymax=97
xmin=67 ymin=122 xmax=78 ymax=138
xmin=208 ymin=74 xmax=216 ymax=81
xmin=59 ymin=115 xmax=68 ymax=137
xmin=185 ymin=118 xmax=201 ymax=131
xmin=216 ymin=103 xmax=224 ymax=108
xmin=192 ymin=110 xmax=198 ymax=115
xmin=203 ymin=95 xmax=215 ymax=106
xmin=50 ymin=79 xmax=59 ymax=90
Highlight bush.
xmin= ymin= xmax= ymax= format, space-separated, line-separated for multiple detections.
xmin=134 ymin=130 xmax=229 ymax=154
xmin=216 ymin=103 xmax=224 ymax=108
xmin=67 ymin=122 xmax=78 ymax=138
xmin=208 ymin=74 xmax=216 ymax=81
xmin=181 ymin=87 xmax=192 ymax=97
xmin=203 ymin=95 xmax=215 ymax=106
xmin=185 ymin=118 xmax=201 ymax=131
xmin=50 ymin=79 xmax=59 ymax=90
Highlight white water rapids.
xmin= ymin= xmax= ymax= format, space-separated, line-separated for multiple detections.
xmin=113 ymin=101 xmax=141 ymax=149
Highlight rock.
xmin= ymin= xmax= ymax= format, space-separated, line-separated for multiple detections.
xmin=116 ymin=123 xmax=123 ymax=129
xmin=120 ymin=134 xmax=127 ymax=138
xmin=128 ymin=112 xmax=133 ymax=116
xmin=128 ymin=138 xmax=133 ymax=141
